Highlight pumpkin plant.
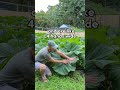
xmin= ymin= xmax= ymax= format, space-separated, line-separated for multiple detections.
xmin=51 ymin=42 xmax=84 ymax=75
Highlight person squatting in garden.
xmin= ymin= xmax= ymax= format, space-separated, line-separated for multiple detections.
xmin=35 ymin=40 xmax=75 ymax=82
xmin=0 ymin=47 xmax=35 ymax=90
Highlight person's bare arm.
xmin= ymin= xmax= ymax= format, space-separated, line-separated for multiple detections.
xmin=49 ymin=57 xmax=68 ymax=64
xmin=56 ymin=50 xmax=74 ymax=61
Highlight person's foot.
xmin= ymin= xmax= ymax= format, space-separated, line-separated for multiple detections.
xmin=40 ymin=76 xmax=48 ymax=83
xmin=41 ymin=78 xmax=48 ymax=82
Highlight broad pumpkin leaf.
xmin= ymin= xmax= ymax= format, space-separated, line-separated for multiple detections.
xmin=86 ymin=39 xmax=115 ymax=88
xmin=51 ymin=42 xmax=81 ymax=75
xmin=86 ymin=70 xmax=105 ymax=88
xmin=93 ymin=60 xmax=117 ymax=69
xmin=107 ymin=64 xmax=120 ymax=90
xmin=53 ymin=63 xmax=76 ymax=75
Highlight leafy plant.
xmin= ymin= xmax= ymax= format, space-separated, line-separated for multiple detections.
xmin=86 ymin=26 xmax=120 ymax=90
xmin=51 ymin=44 xmax=77 ymax=75
xmin=51 ymin=42 xmax=84 ymax=75
xmin=35 ymin=33 xmax=85 ymax=75
xmin=0 ymin=16 xmax=33 ymax=69
xmin=85 ymin=39 xmax=116 ymax=89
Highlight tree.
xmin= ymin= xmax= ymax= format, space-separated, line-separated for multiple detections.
xmin=35 ymin=0 xmax=85 ymax=28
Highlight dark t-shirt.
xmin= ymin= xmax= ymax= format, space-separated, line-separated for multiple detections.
xmin=0 ymin=48 xmax=34 ymax=89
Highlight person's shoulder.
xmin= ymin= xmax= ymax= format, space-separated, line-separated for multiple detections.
xmin=39 ymin=46 xmax=47 ymax=51
xmin=36 ymin=46 xmax=47 ymax=54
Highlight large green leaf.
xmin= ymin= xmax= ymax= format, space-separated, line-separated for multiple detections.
xmin=86 ymin=70 xmax=105 ymax=88
xmin=107 ymin=64 xmax=120 ymax=90
xmin=53 ymin=63 xmax=76 ymax=75
xmin=86 ymin=39 xmax=116 ymax=88
xmin=51 ymin=42 xmax=81 ymax=75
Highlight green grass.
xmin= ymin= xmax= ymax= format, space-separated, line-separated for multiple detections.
xmin=71 ymin=26 xmax=85 ymax=32
xmin=35 ymin=71 xmax=85 ymax=90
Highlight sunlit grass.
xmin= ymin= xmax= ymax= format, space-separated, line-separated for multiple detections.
xmin=35 ymin=71 xmax=85 ymax=90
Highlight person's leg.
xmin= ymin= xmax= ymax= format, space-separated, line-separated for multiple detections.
xmin=45 ymin=65 xmax=52 ymax=76
xmin=35 ymin=62 xmax=48 ymax=82
xmin=40 ymin=64 xmax=48 ymax=82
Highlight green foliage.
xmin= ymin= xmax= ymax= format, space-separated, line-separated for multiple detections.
xmin=0 ymin=16 xmax=34 ymax=90
xmin=0 ymin=16 xmax=33 ymax=70
xmin=86 ymin=2 xmax=120 ymax=15
xmin=86 ymin=39 xmax=115 ymax=85
xmin=86 ymin=27 xmax=120 ymax=90
xmin=0 ymin=16 xmax=33 ymax=43
xmin=35 ymin=33 xmax=85 ymax=75
xmin=87 ymin=0 xmax=120 ymax=13
xmin=51 ymin=42 xmax=80 ymax=75
xmin=35 ymin=0 xmax=85 ymax=28
xmin=71 ymin=26 xmax=84 ymax=32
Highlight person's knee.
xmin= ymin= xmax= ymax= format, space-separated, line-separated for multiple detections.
xmin=40 ymin=64 xmax=46 ymax=71
xmin=47 ymin=72 xmax=52 ymax=76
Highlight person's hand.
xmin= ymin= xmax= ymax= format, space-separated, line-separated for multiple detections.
xmin=62 ymin=60 xmax=69 ymax=64
xmin=68 ymin=57 xmax=76 ymax=61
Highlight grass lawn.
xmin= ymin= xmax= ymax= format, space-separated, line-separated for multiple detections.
xmin=71 ymin=27 xmax=85 ymax=32
xmin=35 ymin=71 xmax=85 ymax=90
